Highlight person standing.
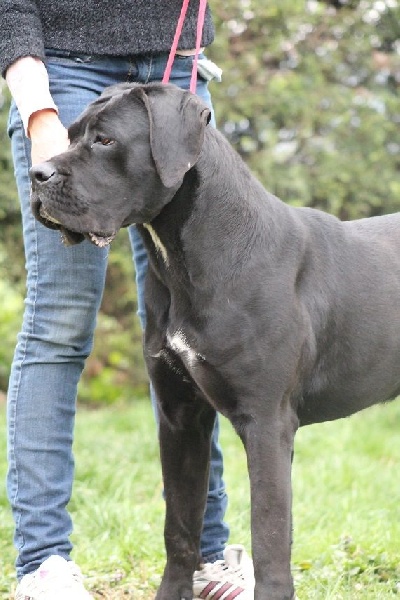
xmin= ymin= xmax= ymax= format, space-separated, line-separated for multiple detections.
xmin=0 ymin=2 xmax=254 ymax=599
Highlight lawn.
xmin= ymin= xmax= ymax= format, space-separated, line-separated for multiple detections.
xmin=1 ymin=397 xmax=400 ymax=599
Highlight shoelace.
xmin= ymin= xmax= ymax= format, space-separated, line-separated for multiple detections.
xmin=196 ymin=559 xmax=246 ymax=585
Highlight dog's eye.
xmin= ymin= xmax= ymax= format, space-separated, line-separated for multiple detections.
xmin=93 ymin=136 xmax=115 ymax=146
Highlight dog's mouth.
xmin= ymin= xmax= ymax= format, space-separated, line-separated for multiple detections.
xmin=37 ymin=204 xmax=116 ymax=248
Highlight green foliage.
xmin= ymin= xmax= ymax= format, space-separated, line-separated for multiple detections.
xmin=0 ymin=85 xmax=25 ymax=288
xmin=209 ymin=0 xmax=400 ymax=219
xmin=0 ymin=266 xmax=23 ymax=390
xmin=0 ymin=84 xmax=18 ymax=218
xmin=0 ymin=1 xmax=399 ymax=401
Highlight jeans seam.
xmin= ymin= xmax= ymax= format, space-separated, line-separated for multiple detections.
xmin=144 ymin=55 xmax=153 ymax=84
xmin=127 ymin=57 xmax=136 ymax=81
xmin=9 ymin=114 xmax=39 ymax=554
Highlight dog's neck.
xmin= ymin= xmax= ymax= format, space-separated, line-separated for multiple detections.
xmin=140 ymin=127 xmax=297 ymax=289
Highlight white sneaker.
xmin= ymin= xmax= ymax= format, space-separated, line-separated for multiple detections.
xmin=193 ymin=544 xmax=255 ymax=599
xmin=15 ymin=555 xmax=93 ymax=600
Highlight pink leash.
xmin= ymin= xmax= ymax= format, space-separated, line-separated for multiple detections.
xmin=162 ymin=0 xmax=208 ymax=93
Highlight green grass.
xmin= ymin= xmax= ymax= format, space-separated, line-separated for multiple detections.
xmin=1 ymin=397 xmax=400 ymax=598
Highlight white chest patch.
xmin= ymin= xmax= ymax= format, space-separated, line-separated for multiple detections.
xmin=167 ymin=329 xmax=205 ymax=369
xmin=143 ymin=223 xmax=169 ymax=266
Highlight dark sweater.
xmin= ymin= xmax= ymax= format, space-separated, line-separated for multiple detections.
xmin=0 ymin=1 xmax=214 ymax=76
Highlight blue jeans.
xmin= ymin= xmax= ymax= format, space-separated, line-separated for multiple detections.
xmin=7 ymin=50 xmax=229 ymax=579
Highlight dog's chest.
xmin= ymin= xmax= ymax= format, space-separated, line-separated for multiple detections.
xmin=153 ymin=326 xmax=211 ymax=388
xmin=165 ymin=329 xmax=205 ymax=371
xmin=159 ymin=327 xmax=234 ymax=414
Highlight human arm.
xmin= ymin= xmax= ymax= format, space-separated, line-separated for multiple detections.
xmin=1 ymin=2 xmax=69 ymax=165
xmin=6 ymin=57 xmax=69 ymax=165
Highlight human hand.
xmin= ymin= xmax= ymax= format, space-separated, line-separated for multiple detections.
xmin=28 ymin=109 xmax=70 ymax=166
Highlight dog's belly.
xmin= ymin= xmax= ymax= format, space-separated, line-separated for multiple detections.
xmin=299 ymin=365 xmax=400 ymax=426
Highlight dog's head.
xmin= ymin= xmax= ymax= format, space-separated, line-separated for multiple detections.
xmin=30 ymin=83 xmax=211 ymax=246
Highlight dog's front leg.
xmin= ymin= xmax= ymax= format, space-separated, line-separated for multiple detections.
xmin=154 ymin=388 xmax=216 ymax=600
xmin=240 ymin=402 xmax=298 ymax=600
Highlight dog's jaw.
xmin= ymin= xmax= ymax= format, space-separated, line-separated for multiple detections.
xmin=34 ymin=199 xmax=116 ymax=247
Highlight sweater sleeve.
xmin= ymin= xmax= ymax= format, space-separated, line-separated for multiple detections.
xmin=0 ymin=0 xmax=46 ymax=76
xmin=5 ymin=56 xmax=58 ymax=135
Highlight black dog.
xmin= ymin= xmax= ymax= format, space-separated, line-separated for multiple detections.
xmin=30 ymin=82 xmax=400 ymax=600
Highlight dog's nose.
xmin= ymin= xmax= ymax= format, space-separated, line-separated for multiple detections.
xmin=29 ymin=162 xmax=56 ymax=184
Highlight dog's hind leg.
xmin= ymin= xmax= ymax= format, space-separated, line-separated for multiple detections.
xmin=236 ymin=399 xmax=298 ymax=600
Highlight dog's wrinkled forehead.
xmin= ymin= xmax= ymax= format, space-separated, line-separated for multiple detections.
xmin=68 ymin=82 xmax=210 ymax=144
xmin=66 ymin=82 xmax=211 ymax=189
xmin=68 ymin=83 xmax=140 ymax=142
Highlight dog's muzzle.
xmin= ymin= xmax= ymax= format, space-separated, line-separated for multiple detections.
xmin=30 ymin=162 xmax=117 ymax=248
xmin=31 ymin=198 xmax=116 ymax=248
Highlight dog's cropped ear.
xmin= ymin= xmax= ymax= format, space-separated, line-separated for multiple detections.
xmin=137 ymin=86 xmax=211 ymax=189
